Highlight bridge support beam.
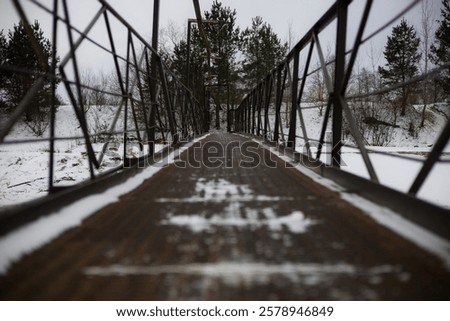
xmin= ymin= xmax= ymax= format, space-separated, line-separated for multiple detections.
xmin=287 ymin=47 xmax=299 ymax=148
xmin=149 ymin=0 xmax=160 ymax=155
xmin=331 ymin=0 xmax=348 ymax=167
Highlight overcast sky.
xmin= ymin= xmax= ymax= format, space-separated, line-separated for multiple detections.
xmin=0 ymin=0 xmax=441 ymax=74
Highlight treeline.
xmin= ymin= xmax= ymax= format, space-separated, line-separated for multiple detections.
xmin=166 ymin=0 xmax=450 ymax=134
xmin=1 ymin=0 xmax=449 ymax=140
xmin=349 ymin=0 xmax=449 ymax=144
xmin=166 ymin=1 xmax=288 ymax=129
xmin=169 ymin=1 xmax=288 ymax=92
xmin=298 ymin=0 xmax=449 ymax=145
xmin=0 ymin=20 xmax=61 ymax=135
xmin=0 ymin=1 xmax=288 ymax=135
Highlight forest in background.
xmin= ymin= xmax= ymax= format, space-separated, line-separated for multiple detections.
xmin=0 ymin=0 xmax=449 ymax=145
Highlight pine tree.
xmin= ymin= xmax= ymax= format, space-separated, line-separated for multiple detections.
xmin=204 ymin=0 xmax=241 ymax=128
xmin=204 ymin=0 xmax=240 ymax=83
xmin=172 ymin=28 xmax=206 ymax=101
xmin=240 ymin=16 xmax=288 ymax=88
xmin=378 ymin=18 xmax=421 ymax=116
xmin=430 ymin=0 xmax=450 ymax=97
xmin=4 ymin=20 xmax=58 ymax=125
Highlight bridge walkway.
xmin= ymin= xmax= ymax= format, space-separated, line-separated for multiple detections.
xmin=0 ymin=132 xmax=449 ymax=300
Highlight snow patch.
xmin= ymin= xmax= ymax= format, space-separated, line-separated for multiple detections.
xmin=195 ymin=178 xmax=253 ymax=198
xmin=162 ymin=209 xmax=317 ymax=234
xmin=159 ymin=178 xmax=314 ymax=234
xmin=156 ymin=178 xmax=293 ymax=203
xmin=83 ymin=262 xmax=356 ymax=278
xmin=83 ymin=261 xmax=408 ymax=289
xmin=339 ymin=149 xmax=450 ymax=209
xmin=155 ymin=195 xmax=294 ymax=203
xmin=266 ymin=211 xmax=315 ymax=233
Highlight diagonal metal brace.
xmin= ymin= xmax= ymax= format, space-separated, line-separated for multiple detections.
xmin=339 ymin=95 xmax=379 ymax=183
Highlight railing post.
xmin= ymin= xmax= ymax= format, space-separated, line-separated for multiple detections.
xmin=237 ymin=108 xmax=240 ymax=132
xmin=243 ymin=103 xmax=246 ymax=133
xmin=251 ymin=90 xmax=256 ymax=134
xmin=245 ymin=96 xmax=249 ymax=133
xmin=227 ymin=84 xmax=231 ymax=132
xmin=241 ymin=104 xmax=245 ymax=132
xmin=273 ymin=65 xmax=283 ymax=142
xmin=48 ymin=0 xmax=59 ymax=192
xmin=263 ymin=73 xmax=273 ymax=139
xmin=158 ymin=59 xmax=178 ymax=144
xmin=257 ymin=83 xmax=262 ymax=136
xmin=248 ymin=93 xmax=252 ymax=134
xmin=247 ymin=96 xmax=251 ymax=133
xmin=287 ymin=47 xmax=299 ymax=148
xmin=243 ymin=100 xmax=247 ymax=133
xmin=149 ymin=0 xmax=160 ymax=154
xmin=332 ymin=0 xmax=348 ymax=167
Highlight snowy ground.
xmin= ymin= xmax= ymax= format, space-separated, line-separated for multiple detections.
xmin=0 ymin=134 xmax=209 ymax=273
xmin=340 ymin=147 xmax=450 ymax=209
xmin=1 ymin=103 xmax=449 ymax=209
xmin=269 ymin=103 xmax=450 ymax=209
xmin=0 ymin=105 xmax=165 ymax=207
xmin=298 ymin=145 xmax=450 ymax=209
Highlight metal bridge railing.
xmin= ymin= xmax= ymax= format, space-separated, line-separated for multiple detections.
xmin=0 ymin=0 xmax=205 ymax=200
xmin=233 ymin=0 xmax=450 ymax=204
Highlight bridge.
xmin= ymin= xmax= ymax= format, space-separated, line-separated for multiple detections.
xmin=0 ymin=0 xmax=449 ymax=300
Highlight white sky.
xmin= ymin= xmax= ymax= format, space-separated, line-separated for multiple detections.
xmin=0 ymin=0 xmax=441 ymax=74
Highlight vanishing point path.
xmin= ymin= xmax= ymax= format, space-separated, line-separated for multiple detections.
xmin=0 ymin=133 xmax=449 ymax=300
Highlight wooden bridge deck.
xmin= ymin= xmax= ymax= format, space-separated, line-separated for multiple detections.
xmin=0 ymin=132 xmax=449 ymax=300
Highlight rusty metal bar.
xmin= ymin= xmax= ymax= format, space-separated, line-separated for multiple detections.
xmin=287 ymin=48 xmax=299 ymax=148
xmin=48 ymin=0 xmax=59 ymax=192
xmin=331 ymin=0 xmax=348 ymax=167
xmin=409 ymin=120 xmax=450 ymax=195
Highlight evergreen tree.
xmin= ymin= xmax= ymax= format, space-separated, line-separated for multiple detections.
xmin=4 ymin=20 xmax=58 ymax=124
xmin=204 ymin=0 xmax=241 ymax=128
xmin=204 ymin=1 xmax=240 ymax=88
xmin=172 ymin=1 xmax=241 ymax=129
xmin=378 ymin=18 xmax=421 ymax=116
xmin=430 ymin=0 xmax=450 ymax=97
xmin=240 ymin=16 xmax=288 ymax=88
xmin=172 ymin=27 xmax=206 ymax=101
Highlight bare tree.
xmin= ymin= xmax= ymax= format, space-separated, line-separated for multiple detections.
xmin=368 ymin=42 xmax=381 ymax=70
xmin=159 ymin=20 xmax=184 ymax=65
xmin=286 ymin=19 xmax=297 ymax=51
xmin=80 ymin=69 xmax=93 ymax=112
xmin=419 ymin=0 xmax=436 ymax=127
xmin=305 ymin=46 xmax=334 ymax=117
xmin=80 ymin=69 xmax=110 ymax=111
xmin=307 ymin=63 xmax=326 ymax=116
